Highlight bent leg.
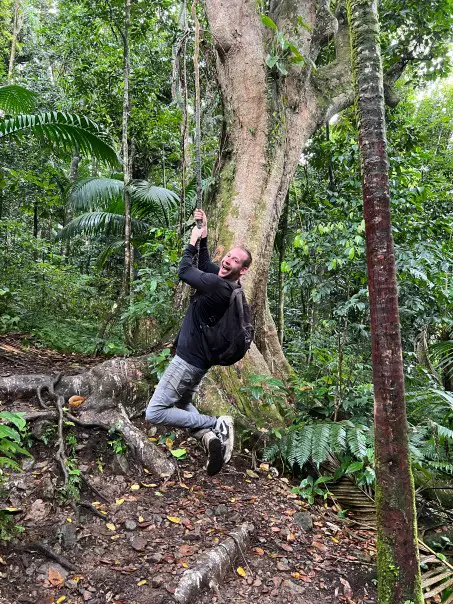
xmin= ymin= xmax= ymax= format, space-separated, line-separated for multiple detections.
xmin=145 ymin=356 xmax=216 ymax=431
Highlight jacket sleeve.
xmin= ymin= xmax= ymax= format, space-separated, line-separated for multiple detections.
xmin=198 ymin=237 xmax=220 ymax=274
xmin=178 ymin=244 xmax=221 ymax=292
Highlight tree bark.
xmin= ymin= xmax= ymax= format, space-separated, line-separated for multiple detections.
xmin=122 ymin=0 xmax=132 ymax=299
xmin=347 ymin=0 xmax=422 ymax=601
xmin=8 ymin=0 xmax=22 ymax=83
xmin=277 ymin=194 xmax=289 ymax=344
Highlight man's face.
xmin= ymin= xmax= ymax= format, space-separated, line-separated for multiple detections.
xmin=218 ymin=247 xmax=249 ymax=280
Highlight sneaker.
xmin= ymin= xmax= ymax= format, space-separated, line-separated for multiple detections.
xmin=215 ymin=416 xmax=234 ymax=463
xmin=201 ymin=431 xmax=224 ymax=476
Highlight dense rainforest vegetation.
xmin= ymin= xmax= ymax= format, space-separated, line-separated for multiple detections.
xmin=0 ymin=0 xmax=452 ymax=601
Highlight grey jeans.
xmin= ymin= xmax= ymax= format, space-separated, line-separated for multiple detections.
xmin=145 ymin=355 xmax=216 ymax=432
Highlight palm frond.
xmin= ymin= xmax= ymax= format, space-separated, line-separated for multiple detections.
xmin=69 ymin=177 xmax=124 ymax=210
xmin=0 ymin=84 xmax=37 ymax=114
xmin=96 ymin=239 xmax=125 ymax=268
xmin=0 ymin=112 xmax=119 ymax=168
xmin=56 ymin=212 xmax=149 ymax=239
xmin=130 ymin=180 xmax=179 ymax=225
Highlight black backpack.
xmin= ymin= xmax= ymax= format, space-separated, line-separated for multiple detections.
xmin=201 ymin=283 xmax=254 ymax=366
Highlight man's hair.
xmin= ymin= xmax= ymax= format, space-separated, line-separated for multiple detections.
xmin=238 ymin=246 xmax=252 ymax=268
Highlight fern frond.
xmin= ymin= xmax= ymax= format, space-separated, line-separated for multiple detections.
xmin=311 ymin=423 xmax=331 ymax=466
xmin=347 ymin=426 xmax=368 ymax=459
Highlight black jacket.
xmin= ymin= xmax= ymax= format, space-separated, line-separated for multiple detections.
xmin=175 ymin=237 xmax=235 ymax=369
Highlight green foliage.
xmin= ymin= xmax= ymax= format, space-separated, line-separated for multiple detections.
xmin=107 ymin=429 xmax=128 ymax=456
xmin=147 ymin=348 xmax=172 ymax=380
xmin=0 ymin=102 xmax=119 ymax=169
xmin=260 ymin=13 xmax=314 ymax=76
xmin=263 ymin=420 xmax=371 ymax=471
xmin=0 ymin=411 xmax=31 ymax=472
xmin=292 ymin=474 xmax=333 ymax=504
xmin=0 ymin=84 xmax=37 ymax=114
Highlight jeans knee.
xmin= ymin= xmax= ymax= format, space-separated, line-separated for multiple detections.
xmin=145 ymin=402 xmax=163 ymax=424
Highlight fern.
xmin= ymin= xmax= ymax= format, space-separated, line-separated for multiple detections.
xmin=311 ymin=424 xmax=331 ymax=467
xmin=263 ymin=421 xmax=371 ymax=471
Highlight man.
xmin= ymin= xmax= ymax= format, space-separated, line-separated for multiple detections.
xmin=145 ymin=209 xmax=252 ymax=475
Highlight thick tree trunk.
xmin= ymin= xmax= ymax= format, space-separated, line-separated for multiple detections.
xmin=203 ymin=0 xmax=354 ymax=387
xmin=347 ymin=0 xmax=422 ymax=602
xmin=0 ymin=357 xmax=175 ymax=477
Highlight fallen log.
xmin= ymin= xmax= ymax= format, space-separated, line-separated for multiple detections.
xmin=174 ymin=522 xmax=255 ymax=604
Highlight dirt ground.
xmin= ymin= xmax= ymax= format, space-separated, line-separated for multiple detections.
xmin=0 ymin=334 xmax=377 ymax=604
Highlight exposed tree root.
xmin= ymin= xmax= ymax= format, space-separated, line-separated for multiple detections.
xmin=22 ymin=541 xmax=78 ymax=572
xmin=0 ymin=356 xmax=175 ymax=477
xmin=174 ymin=522 xmax=255 ymax=604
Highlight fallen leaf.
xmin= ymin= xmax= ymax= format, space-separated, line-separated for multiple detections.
xmin=167 ymin=516 xmax=181 ymax=524
xmin=137 ymin=579 xmax=148 ymax=586
xmin=68 ymin=395 xmax=85 ymax=408
xmin=141 ymin=483 xmax=157 ymax=488
xmin=237 ymin=566 xmax=247 ymax=577
xmin=246 ymin=469 xmax=259 ymax=479
xmin=259 ymin=463 xmax=270 ymax=471
xmin=253 ymin=547 xmax=265 ymax=556
xmin=179 ymin=545 xmax=194 ymax=556
xmin=312 ymin=540 xmax=326 ymax=552
xmin=181 ymin=562 xmax=188 ymax=568
xmin=130 ymin=484 xmax=140 ymax=491
xmin=280 ymin=543 xmax=293 ymax=552
xmin=138 ymin=516 xmax=144 ymax=523
xmin=340 ymin=577 xmax=353 ymax=601
xmin=271 ymin=526 xmax=281 ymax=533
xmin=183 ymin=471 xmax=194 ymax=478
xmin=165 ymin=437 xmax=174 ymax=449
xmin=48 ymin=567 xmax=64 ymax=587
xmin=56 ymin=597 xmax=67 ymax=604
xmin=287 ymin=533 xmax=296 ymax=542
xmin=92 ymin=501 xmax=101 ymax=507
xmin=106 ymin=523 xmax=116 ymax=531
xmin=0 ymin=556 xmax=5 ymax=565
xmin=115 ymin=499 xmax=125 ymax=506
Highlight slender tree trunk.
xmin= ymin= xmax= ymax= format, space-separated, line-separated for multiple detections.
xmin=8 ymin=0 xmax=21 ymax=83
xmin=63 ymin=154 xmax=80 ymax=258
xmin=325 ymin=121 xmax=336 ymax=191
xmin=276 ymin=194 xmax=289 ymax=344
xmin=122 ymin=0 xmax=132 ymax=299
xmin=347 ymin=1 xmax=422 ymax=602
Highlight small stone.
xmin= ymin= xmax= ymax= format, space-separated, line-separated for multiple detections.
xmin=276 ymin=561 xmax=290 ymax=572
xmin=270 ymin=589 xmax=279 ymax=597
xmin=152 ymin=514 xmax=163 ymax=524
xmin=79 ymin=464 xmax=90 ymax=472
xmin=151 ymin=574 xmax=165 ymax=588
xmin=22 ymin=459 xmax=35 ymax=472
xmin=15 ymin=480 xmax=27 ymax=490
xmin=37 ymin=562 xmax=68 ymax=580
xmin=83 ymin=590 xmax=93 ymax=601
xmin=130 ymin=536 xmax=147 ymax=551
xmin=57 ymin=522 xmax=78 ymax=549
xmin=214 ymin=504 xmax=228 ymax=516
xmin=66 ymin=579 xmax=79 ymax=590
xmin=40 ymin=476 xmax=55 ymax=500
xmin=293 ymin=511 xmax=313 ymax=531
xmin=282 ymin=579 xmax=306 ymax=595
xmin=111 ymin=453 xmax=129 ymax=475
xmin=124 ymin=520 xmax=137 ymax=531
xmin=148 ymin=552 xmax=163 ymax=563
xmin=205 ymin=508 xmax=214 ymax=517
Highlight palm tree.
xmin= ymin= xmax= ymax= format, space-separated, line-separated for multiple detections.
xmin=0 ymin=84 xmax=118 ymax=168
xmin=56 ymin=176 xmax=179 ymax=266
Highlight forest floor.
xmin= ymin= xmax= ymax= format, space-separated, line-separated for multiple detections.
xmin=0 ymin=335 xmax=377 ymax=604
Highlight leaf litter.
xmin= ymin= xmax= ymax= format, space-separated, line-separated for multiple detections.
xmin=0 ymin=422 xmax=378 ymax=604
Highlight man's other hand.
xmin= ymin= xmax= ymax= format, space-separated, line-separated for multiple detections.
xmin=194 ymin=209 xmax=208 ymax=238
xmin=190 ymin=224 xmax=204 ymax=246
